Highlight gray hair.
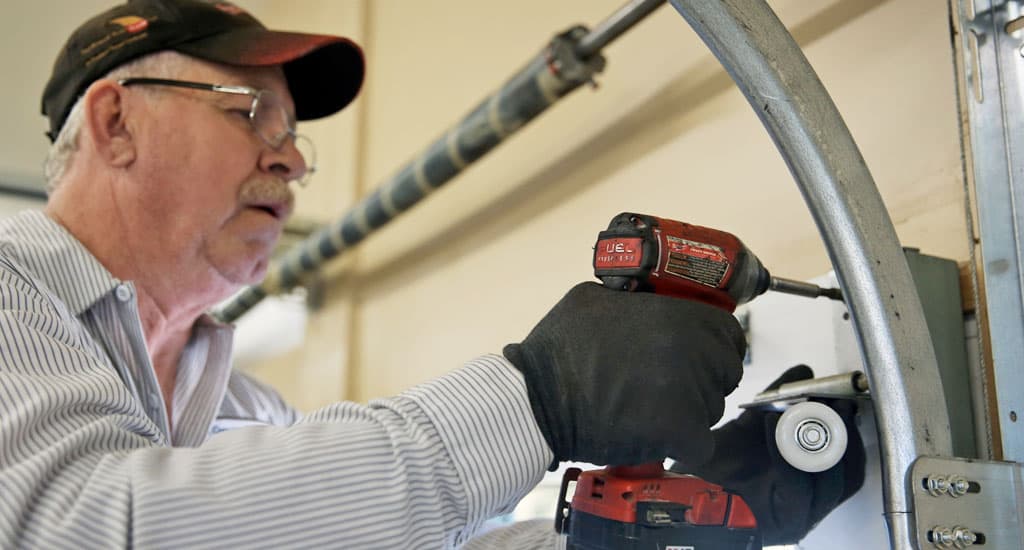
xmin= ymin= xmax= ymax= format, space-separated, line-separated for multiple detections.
xmin=43 ymin=50 xmax=190 ymax=192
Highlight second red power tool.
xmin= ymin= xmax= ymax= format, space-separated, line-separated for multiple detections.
xmin=556 ymin=212 xmax=842 ymax=550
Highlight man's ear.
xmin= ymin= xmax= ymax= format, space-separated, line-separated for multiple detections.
xmin=82 ymin=80 xmax=136 ymax=168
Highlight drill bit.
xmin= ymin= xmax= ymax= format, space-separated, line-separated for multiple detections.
xmin=769 ymin=276 xmax=844 ymax=301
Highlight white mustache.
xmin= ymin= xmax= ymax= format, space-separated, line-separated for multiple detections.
xmin=238 ymin=179 xmax=294 ymax=218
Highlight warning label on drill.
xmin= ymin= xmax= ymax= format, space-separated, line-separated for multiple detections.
xmin=664 ymin=236 xmax=729 ymax=287
xmin=595 ymin=238 xmax=643 ymax=268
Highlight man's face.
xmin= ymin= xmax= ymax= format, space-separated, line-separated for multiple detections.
xmin=120 ymin=60 xmax=303 ymax=295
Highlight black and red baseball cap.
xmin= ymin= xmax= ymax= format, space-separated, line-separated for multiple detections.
xmin=42 ymin=0 xmax=364 ymax=141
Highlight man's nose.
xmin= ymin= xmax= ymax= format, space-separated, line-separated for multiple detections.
xmin=260 ymin=137 xmax=308 ymax=184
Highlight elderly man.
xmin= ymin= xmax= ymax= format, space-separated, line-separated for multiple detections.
xmin=0 ymin=1 xmax=861 ymax=548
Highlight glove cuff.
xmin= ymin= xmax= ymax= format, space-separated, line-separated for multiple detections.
xmin=503 ymin=343 xmax=565 ymax=469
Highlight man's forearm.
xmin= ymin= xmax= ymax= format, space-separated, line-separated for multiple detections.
xmin=2 ymin=335 xmax=550 ymax=548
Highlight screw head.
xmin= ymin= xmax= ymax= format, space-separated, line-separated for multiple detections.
xmin=954 ymin=526 xmax=977 ymax=546
xmin=949 ymin=476 xmax=970 ymax=497
xmin=929 ymin=526 xmax=954 ymax=547
xmin=926 ymin=475 xmax=950 ymax=497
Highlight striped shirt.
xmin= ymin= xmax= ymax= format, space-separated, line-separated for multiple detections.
xmin=0 ymin=210 xmax=555 ymax=548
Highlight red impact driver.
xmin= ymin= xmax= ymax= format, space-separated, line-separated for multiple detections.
xmin=555 ymin=212 xmax=842 ymax=550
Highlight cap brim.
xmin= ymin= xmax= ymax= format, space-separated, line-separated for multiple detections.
xmin=175 ymin=28 xmax=364 ymax=121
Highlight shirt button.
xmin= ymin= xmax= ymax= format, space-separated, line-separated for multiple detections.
xmin=115 ymin=284 xmax=133 ymax=302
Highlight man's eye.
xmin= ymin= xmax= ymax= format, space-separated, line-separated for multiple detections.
xmin=227 ymin=109 xmax=250 ymax=119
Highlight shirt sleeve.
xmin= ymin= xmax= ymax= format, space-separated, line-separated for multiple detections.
xmin=0 ymin=298 xmax=553 ymax=548
xmin=461 ymin=519 xmax=567 ymax=549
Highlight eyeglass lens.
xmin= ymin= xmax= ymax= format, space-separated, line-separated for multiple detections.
xmin=252 ymin=91 xmax=292 ymax=148
xmin=252 ymin=91 xmax=316 ymax=185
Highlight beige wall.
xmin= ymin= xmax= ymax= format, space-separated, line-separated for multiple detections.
xmin=236 ymin=0 xmax=966 ymax=409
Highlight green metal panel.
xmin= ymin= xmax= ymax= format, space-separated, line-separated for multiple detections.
xmin=905 ymin=249 xmax=976 ymax=458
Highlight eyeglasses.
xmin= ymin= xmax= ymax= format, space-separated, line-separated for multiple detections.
xmin=117 ymin=77 xmax=317 ymax=186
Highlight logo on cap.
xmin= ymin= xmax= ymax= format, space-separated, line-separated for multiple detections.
xmin=109 ymin=16 xmax=149 ymax=34
xmin=214 ymin=3 xmax=247 ymax=16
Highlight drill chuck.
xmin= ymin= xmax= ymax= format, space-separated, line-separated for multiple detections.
xmin=770 ymin=276 xmax=844 ymax=301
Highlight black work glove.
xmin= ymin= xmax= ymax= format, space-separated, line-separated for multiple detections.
xmin=673 ymin=365 xmax=866 ymax=545
xmin=503 ymin=282 xmax=746 ymax=469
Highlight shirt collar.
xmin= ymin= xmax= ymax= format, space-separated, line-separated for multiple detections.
xmin=0 ymin=210 xmax=121 ymax=314
xmin=172 ymin=313 xmax=236 ymax=446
